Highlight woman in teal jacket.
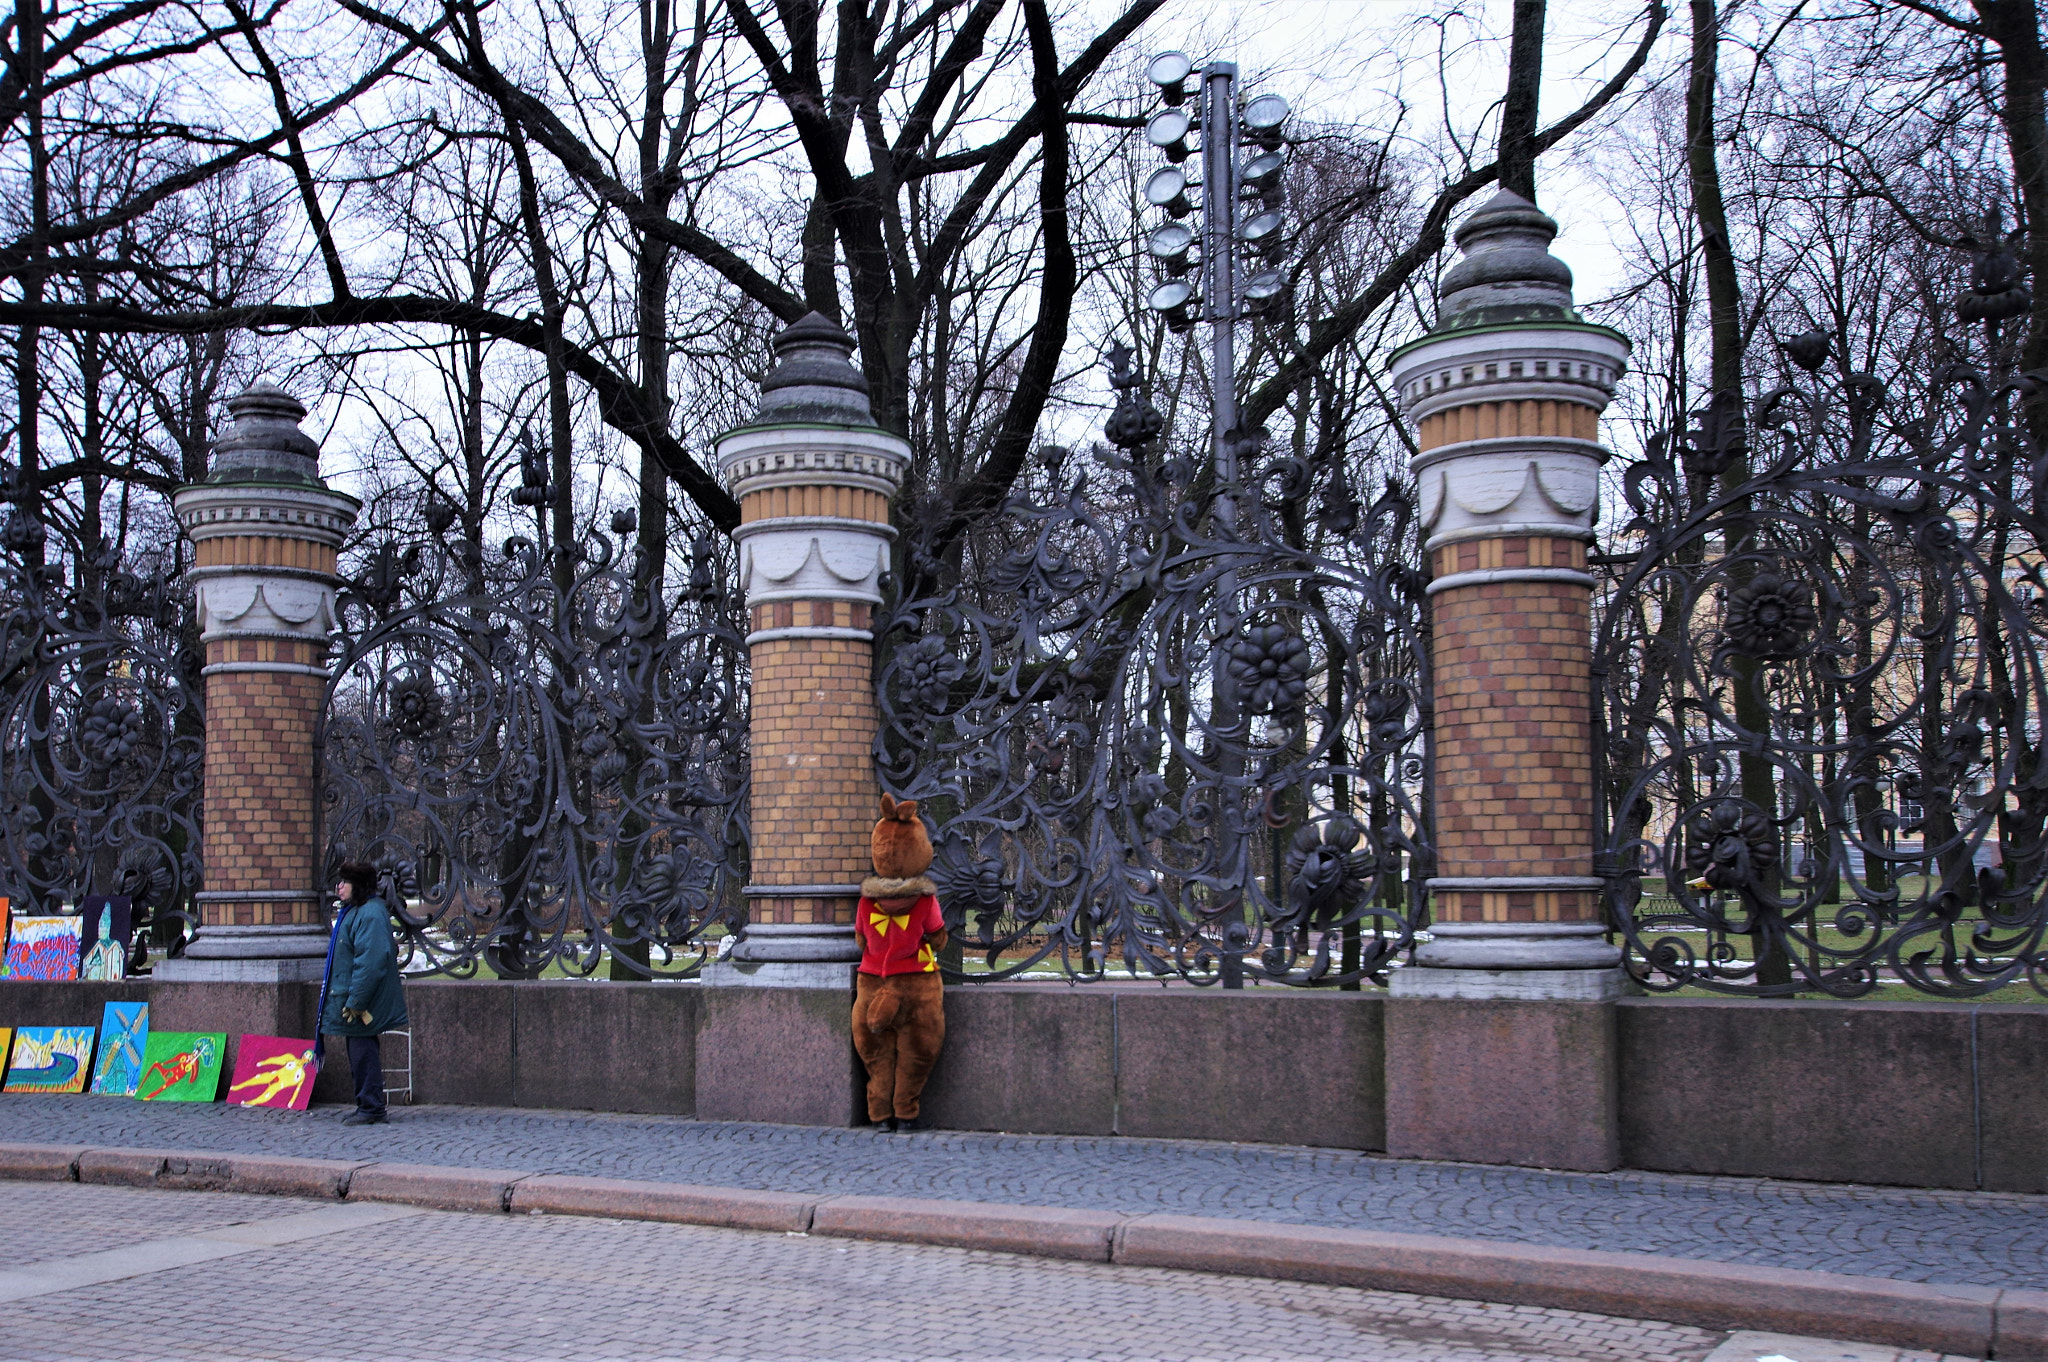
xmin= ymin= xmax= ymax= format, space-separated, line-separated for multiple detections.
xmin=319 ymin=861 xmax=409 ymax=1125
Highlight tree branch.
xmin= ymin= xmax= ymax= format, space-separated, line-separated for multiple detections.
xmin=1242 ymin=0 xmax=1666 ymax=428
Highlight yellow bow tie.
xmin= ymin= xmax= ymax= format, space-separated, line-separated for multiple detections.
xmin=869 ymin=911 xmax=909 ymax=935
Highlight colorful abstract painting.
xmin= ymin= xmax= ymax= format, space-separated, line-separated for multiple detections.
xmin=4 ymin=1026 xmax=96 ymax=1093
xmin=89 ymin=1003 xmax=148 ymax=1097
xmin=76 ymin=897 xmax=132 ymax=982
xmin=136 ymin=1031 xmax=224 ymax=1102
xmin=1 ymin=914 xmax=81 ymax=981
xmin=0 ymin=1030 xmax=11 ymax=1072
xmin=226 ymin=1034 xmax=317 ymax=1110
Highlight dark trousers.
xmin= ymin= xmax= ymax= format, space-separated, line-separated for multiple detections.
xmin=346 ymin=1034 xmax=385 ymax=1115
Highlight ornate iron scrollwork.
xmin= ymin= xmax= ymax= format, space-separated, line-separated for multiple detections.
xmin=875 ymin=352 xmax=1432 ymax=985
xmin=1595 ymin=329 xmax=2048 ymax=997
xmin=0 ymin=514 xmax=203 ymax=964
xmin=317 ymin=515 xmax=750 ymax=978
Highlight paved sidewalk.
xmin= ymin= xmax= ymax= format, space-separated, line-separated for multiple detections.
xmin=0 ymin=1180 xmax=1969 ymax=1362
xmin=1 ymin=1095 xmax=2041 ymax=1291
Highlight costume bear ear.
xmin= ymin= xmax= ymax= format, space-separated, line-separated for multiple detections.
xmin=879 ymin=792 xmax=898 ymax=820
xmin=892 ymin=798 xmax=919 ymax=823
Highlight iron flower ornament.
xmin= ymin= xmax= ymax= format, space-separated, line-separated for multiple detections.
xmin=1683 ymin=801 xmax=1780 ymax=891
xmin=1723 ymin=571 xmax=1818 ymax=659
xmin=1226 ymin=621 xmax=1311 ymax=714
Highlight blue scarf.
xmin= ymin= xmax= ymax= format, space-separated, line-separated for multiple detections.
xmin=312 ymin=900 xmax=352 ymax=1074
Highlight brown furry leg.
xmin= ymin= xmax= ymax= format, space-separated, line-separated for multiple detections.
xmin=889 ymin=974 xmax=946 ymax=1121
xmin=850 ymin=973 xmax=897 ymax=1124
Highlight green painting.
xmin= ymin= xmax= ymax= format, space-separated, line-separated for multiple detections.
xmin=136 ymin=1031 xmax=224 ymax=1102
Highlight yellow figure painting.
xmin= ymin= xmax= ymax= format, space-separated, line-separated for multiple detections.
xmin=228 ymin=1049 xmax=314 ymax=1108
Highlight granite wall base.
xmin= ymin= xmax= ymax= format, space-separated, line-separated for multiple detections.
xmin=921 ymin=986 xmax=1115 ymax=1135
xmin=4 ymin=977 xmax=2044 ymax=1192
xmin=694 ymin=985 xmax=860 ymax=1126
xmin=1616 ymin=998 xmax=2040 ymax=1193
xmin=1114 ymin=989 xmax=1385 ymax=1149
xmin=1385 ymin=997 xmax=1621 ymax=1171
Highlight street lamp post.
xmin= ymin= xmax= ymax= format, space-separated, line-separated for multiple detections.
xmin=1137 ymin=53 xmax=1292 ymax=985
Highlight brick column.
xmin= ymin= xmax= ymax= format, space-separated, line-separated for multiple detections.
xmin=709 ymin=312 xmax=907 ymax=988
xmin=1382 ymin=191 xmax=1632 ymax=1169
xmin=158 ymin=384 xmax=359 ymax=982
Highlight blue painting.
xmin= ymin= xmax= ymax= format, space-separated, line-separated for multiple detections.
xmin=4 ymin=1026 xmax=95 ymax=1093
xmin=77 ymin=897 xmax=132 ymax=981
xmin=89 ymin=1002 xmax=148 ymax=1097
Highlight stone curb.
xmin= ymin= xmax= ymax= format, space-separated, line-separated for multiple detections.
xmin=345 ymin=1162 xmax=531 ymax=1213
xmin=509 ymin=1175 xmax=812 ymax=1233
xmin=1 ymin=1140 xmax=2036 ymax=1357
xmin=0 ymin=1142 xmax=86 ymax=1180
xmin=1113 ymin=1215 xmax=2000 ymax=1356
xmin=811 ymin=1195 xmax=1123 ymax=1261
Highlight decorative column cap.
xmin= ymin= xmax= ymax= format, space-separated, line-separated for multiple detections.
xmin=1434 ymin=190 xmax=1578 ymax=333
xmin=204 ymin=383 xmax=327 ymax=488
xmin=755 ymin=312 xmax=875 ymax=427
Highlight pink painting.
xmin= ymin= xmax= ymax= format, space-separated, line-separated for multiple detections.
xmin=225 ymin=1034 xmax=317 ymax=1110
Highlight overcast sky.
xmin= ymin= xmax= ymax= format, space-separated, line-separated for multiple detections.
xmin=1146 ymin=0 xmax=1660 ymax=300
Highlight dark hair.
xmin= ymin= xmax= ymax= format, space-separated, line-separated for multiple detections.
xmin=336 ymin=861 xmax=379 ymax=903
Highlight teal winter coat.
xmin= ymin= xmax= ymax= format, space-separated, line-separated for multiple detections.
xmin=322 ymin=896 xmax=409 ymax=1037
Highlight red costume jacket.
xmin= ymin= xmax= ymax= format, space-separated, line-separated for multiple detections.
xmin=857 ymin=893 xmax=944 ymax=976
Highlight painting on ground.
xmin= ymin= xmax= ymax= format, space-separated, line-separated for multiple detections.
xmin=0 ymin=896 xmax=9 ymax=961
xmin=0 ymin=915 xmax=81 ymax=981
xmin=136 ymin=1032 xmax=224 ymax=1102
xmin=76 ymin=897 xmax=133 ymax=981
xmin=227 ymin=1034 xmax=317 ymax=1110
xmin=0 ymin=1030 xmax=10 ymax=1072
xmin=4 ymin=1026 xmax=96 ymax=1093
xmin=89 ymin=1002 xmax=149 ymax=1097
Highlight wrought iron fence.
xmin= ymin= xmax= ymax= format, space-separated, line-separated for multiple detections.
xmin=875 ymin=355 xmax=1433 ymax=985
xmin=1594 ymin=307 xmax=2048 ymax=997
xmin=316 ymin=510 xmax=750 ymax=979
xmin=0 ymin=496 xmax=204 ymax=964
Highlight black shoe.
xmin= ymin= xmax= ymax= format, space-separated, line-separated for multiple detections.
xmin=894 ymin=1115 xmax=926 ymax=1132
xmin=876 ymin=1117 xmax=898 ymax=1132
xmin=342 ymin=1110 xmax=387 ymax=1126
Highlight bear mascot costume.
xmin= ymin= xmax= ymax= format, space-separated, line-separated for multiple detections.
xmin=853 ymin=793 xmax=948 ymax=1131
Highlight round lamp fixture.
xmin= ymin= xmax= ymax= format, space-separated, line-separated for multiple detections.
xmin=1243 ymin=93 xmax=1290 ymax=137
xmin=1147 ymin=223 xmax=1195 ymax=274
xmin=1147 ymin=279 xmax=1195 ymax=311
xmin=1242 ymin=210 xmax=1284 ymax=250
xmin=1241 ymin=150 xmax=1284 ymax=194
xmin=1145 ymin=108 xmax=1193 ymax=162
xmin=1244 ymin=270 xmax=1286 ymax=310
xmin=1143 ymin=166 xmax=1193 ymax=218
xmin=1147 ymin=51 xmax=1193 ymax=105
xmin=1147 ymin=279 xmax=1199 ymax=330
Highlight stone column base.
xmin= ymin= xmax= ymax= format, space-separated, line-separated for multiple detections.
xmin=1385 ymin=996 xmax=1621 ymax=1171
xmin=695 ymin=985 xmax=861 ymax=1126
xmin=155 ymin=924 xmax=330 ymax=983
xmin=1412 ymin=920 xmax=1621 ymax=970
xmin=712 ymin=922 xmax=861 ymax=988
xmin=1391 ymin=965 xmax=1636 ymax=1001
xmin=702 ymin=960 xmax=858 ymax=989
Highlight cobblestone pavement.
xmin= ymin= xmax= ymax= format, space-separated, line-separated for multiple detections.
xmin=1 ymin=1096 xmax=2041 ymax=1292
xmin=0 ymin=1181 xmax=1765 ymax=1362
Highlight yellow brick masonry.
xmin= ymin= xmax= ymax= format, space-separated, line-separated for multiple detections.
xmin=193 ymin=522 xmax=340 ymax=931
xmin=745 ymin=630 xmax=878 ymax=925
xmin=191 ymin=534 xmax=338 ymax=574
xmin=1415 ymin=399 xmax=1597 ymax=452
xmin=1425 ymin=391 xmax=1604 ymax=926
xmin=739 ymin=486 xmax=891 ymax=524
xmin=200 ymin=637 xmax=325 ymax=927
